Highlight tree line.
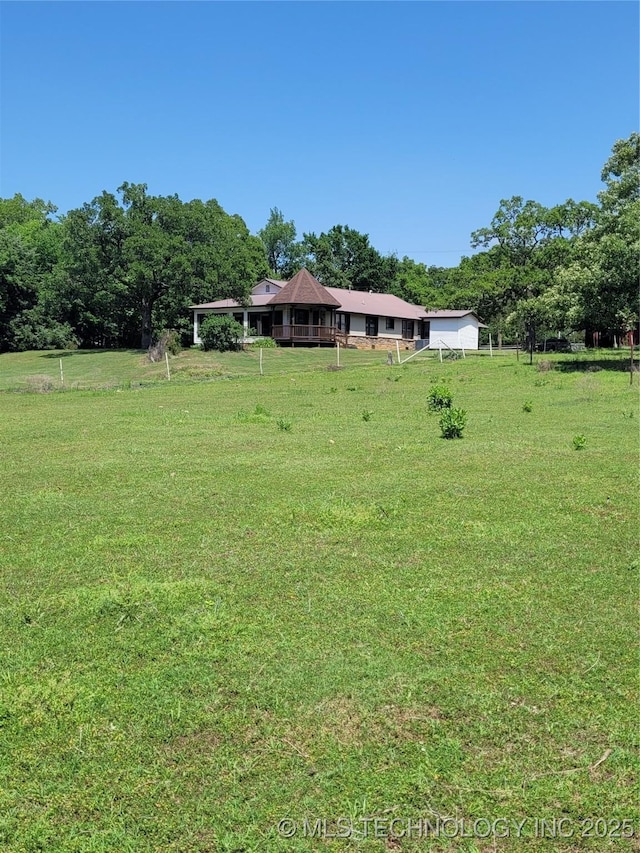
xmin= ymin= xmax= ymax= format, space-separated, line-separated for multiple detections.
xmin=1 ymin=134 xmax=637 ymax=352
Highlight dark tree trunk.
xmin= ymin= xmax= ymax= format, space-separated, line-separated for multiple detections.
xmin=526 ymin=321 xmax=536 ymax=365
xmin=141 ymin=300 xmax=153 ymax=350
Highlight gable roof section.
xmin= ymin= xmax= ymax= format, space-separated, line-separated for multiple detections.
xmin=191 ymin=294 xmax=274 ymax=309
xmin=253 ymin=278 xmax=284 ymax=291
xmin=424 ymin=309 xmax=475 ymax=319
xmin=424 ymin=309 xmax=485 ymax=325
xmin=267 ymin=268 xmax=341 ymax=308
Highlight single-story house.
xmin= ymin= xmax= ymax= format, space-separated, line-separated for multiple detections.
xmin=191 ymin=269 xmax=484 ymax=350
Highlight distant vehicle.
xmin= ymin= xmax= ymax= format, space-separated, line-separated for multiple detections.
xmin=537 ymin=337 xmax=571 ymax=352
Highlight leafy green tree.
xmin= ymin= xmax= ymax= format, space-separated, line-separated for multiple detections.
xmin=160 ymin=202 xmax=268 ymax=342
xmin=62 ymin=185 xmax=268 ymax=349
xmin=6 ymin=305 xmax=76 ymax=351
xmin=258 ymin=208 xmax=302 ymax=279
xmin=59 ymin=190 xmax=135 ymax=347
xmin=198 ymin=314 xmax=244 ymax=352
xmin=302 ymin=225 xmax=397 ymax=292
xmin=116 ymin=183 xmax=201 ymax=348
xmin=599 ymin=132 xmax=640 ymax=212
xmin=550 ymin=134 xmax=639 ymax=338
xmin=414 ymin=250 xmax=519 ymax=341
xmin=506 ymin=295 xmax=561 ymax=361
xmin=0 ymin=195 xmax=71 ymax=352
xmin=388 ymin=257 xmax=447 ymax=307
xmin=0 ymin=194 xmax=57 ymax=230
xmin=466 ymin=196 xmax=596 ymax=340
xmin=0 ymin=229 xmax=39 ymax=351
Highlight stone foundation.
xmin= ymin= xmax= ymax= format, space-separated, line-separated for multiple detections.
xmin=345 ymin=335 xmax=415 ymax=351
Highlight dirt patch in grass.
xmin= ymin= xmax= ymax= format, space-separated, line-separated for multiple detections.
xmin=22 ymin=374 xmax=58 ymax=392
xmin=312 ymin=696 xmax=369 ymax=746
xmin=162 ymin=728 xmax=225 ymax=772
xmin=376 ymin=703 xmax=447 ymax=742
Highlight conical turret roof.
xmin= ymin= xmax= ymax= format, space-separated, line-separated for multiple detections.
xmin=267 ymin=268 xmax=341 ymax=307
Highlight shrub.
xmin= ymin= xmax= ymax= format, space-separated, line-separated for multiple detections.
xmin=9 ymin=309 xmax=78 ymax=352
xmin=199 ymin=315 xmax=244 ymax=352
xmin=277 ymin=418 xmax=292 ymax=432
xmin=439 ymin=407 xmax=467 ymax=439
xmin=163 ymin=330 xmax=182 ymax=355
xmin=428 ymin=384 xmax=453 ymax=411
xmin=148 ymin=329 xmax=181 ymax=362
xmin=362 ymin=410 xmax=373 ymax=422
xmin=522 ymin=401 xmax=533 ymax=412
xmin=572 ymin=434 xmax=587 ymax=450
xmin=236 ymin=404 xmax=271 ymax=424
xmin=246 ymin=337 xmax=278 ymax=350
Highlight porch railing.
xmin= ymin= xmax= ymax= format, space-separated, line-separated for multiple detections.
xmin=272 ymin=325 xmax=338 ymax=342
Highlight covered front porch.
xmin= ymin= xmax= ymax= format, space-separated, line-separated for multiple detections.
xmin=268 ymin=302 xmax=339 ymax=345
xmin=271 ymin=324 xmax=338 ymax=343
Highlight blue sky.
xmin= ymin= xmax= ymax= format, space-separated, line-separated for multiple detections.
xmin=1 ymin=1 xmax=638 ymax=268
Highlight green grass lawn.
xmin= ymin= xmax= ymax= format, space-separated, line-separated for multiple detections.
xmin=0 ymin=348 xmax=637 ymax=852
xmin=0 ymin=345 xmax=386 ymax=391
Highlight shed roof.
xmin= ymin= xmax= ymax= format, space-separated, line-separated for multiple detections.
xmin=424 ymin=309 xmax=475 ymax=319
xmin=424 ymin=309 xmax=485 ymax=325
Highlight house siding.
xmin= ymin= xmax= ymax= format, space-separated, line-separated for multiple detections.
xmin=253 ymin=279 xmax=284 ymax=296
xmin=345 ymin=313 xmax=418 ymax=342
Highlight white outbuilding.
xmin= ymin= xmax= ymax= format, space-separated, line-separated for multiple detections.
xmin=423 ymin=310 xmax=485 ymax=351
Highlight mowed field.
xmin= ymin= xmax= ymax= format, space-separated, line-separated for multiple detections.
xmin=0 ymin=347 xmax=637 ymax=852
